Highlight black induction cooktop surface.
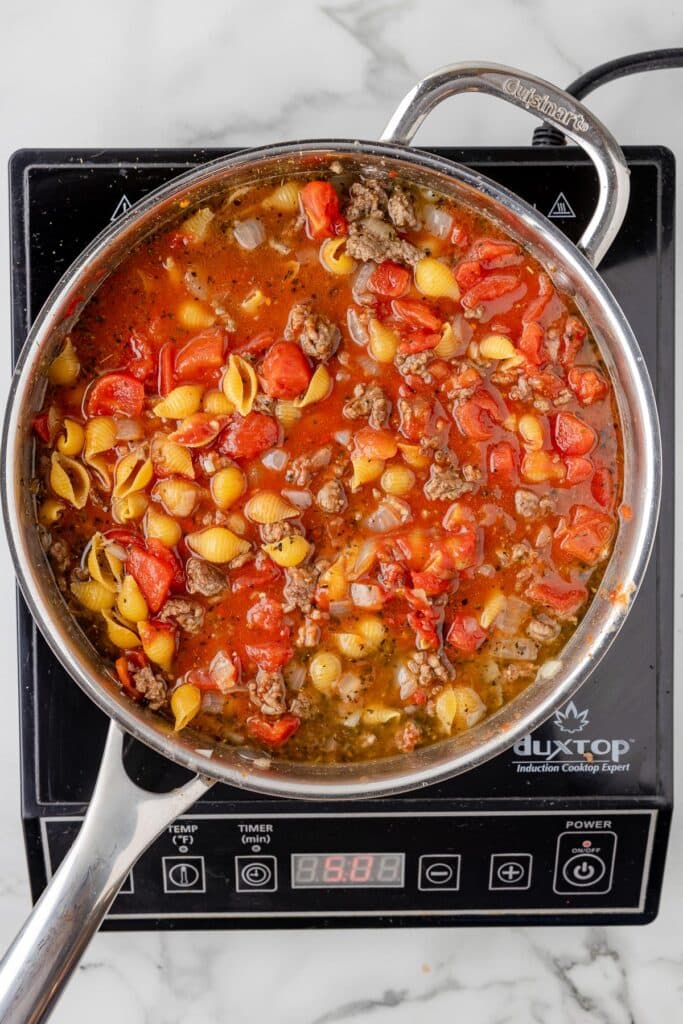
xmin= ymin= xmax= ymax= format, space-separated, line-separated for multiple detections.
xmin=9 ymin=146 xmax=674 ymax=927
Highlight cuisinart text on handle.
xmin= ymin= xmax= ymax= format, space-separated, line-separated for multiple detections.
xmin=502 ymin=78 xmax=590 ymax=133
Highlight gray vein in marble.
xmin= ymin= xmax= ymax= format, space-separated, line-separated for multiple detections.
xmin=322 ymin=0 xmax=417 ymax=99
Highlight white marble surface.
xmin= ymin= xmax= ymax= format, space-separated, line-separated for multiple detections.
xmin=0 ymin=1 xmax=682 ymax=1020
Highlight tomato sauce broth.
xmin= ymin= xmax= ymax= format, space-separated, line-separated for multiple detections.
xmin=35 ymin=169 xmax=622 ymax=763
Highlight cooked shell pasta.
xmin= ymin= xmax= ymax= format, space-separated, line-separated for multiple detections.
xmin=70 ymin=579 xmax=115 ymax=612
xmin=244 ymin=491 xmax=297 ymax=524
xmin=117 ymin=573 xmax=149 ymax=623
xmin=171 ymin=683 xmax=202 ymax=731
xmin=436 ymin=686 xmax=486 ymax=732
xmin=357 ymin=615 xmax=387 ymax=652
xmin=144 ymin=505 xmax=182 ymax=548
xmin=38 ymin=498 xmax=65 ymax=526
xmin=434 ymin=322 xmax=460 ymax=360
xmin=275 ymin=399 xmax=301 ymax=429
xmin=181 ymin=206 xmax=215 ymax=242
xmin=56 ymin=419 xmax=85 ymax=456
xmin=87 ymin=533 xmax=123 ymax=592
xmin=210 ymin=466 xmax=246 ymax=510
xmin=177 ymin=299 xmax=216 ymax=330
xmin=152 ymin=478 xmax=200 ymax=518
xmin=309 ymin=652 xmax=342 ymax=695
xmin=480 ymin=590 xmax=507 ymax=629
xmin=113 ymin=451 xmax=153 ymax=499
xmin=186 ymin=527 xmax=251 ymax=564
xmin=362 ymin=706 xmax=400 ymax=726
xmin=414 ymin=257 xmax=460 ymax=299
xmin=319 ymin=555 xmax=347 ymax=601
xmin=241 ymin=288 xmax=269 ymax=315
xmin=320 ymin=237 xmax=355 ymax=276
xmin=262 ymin=534 xmax=312 ymax=567
xmin=102 ymin=610 xmax=140 ymax=649
xmin=138 ymin=621 xmax=175 ymax=672
xmin=368 ymin=319 xmax=399 ymax=364
xmin=153 ymin=385 xmax=203 ymax=420
xmin=263 ymin=180 xmax=301 ymax=212
xmin=295 ymin=364 xmax=332 ymax=408
xmin=50 ymin=452 xmax=90 ymax=509
xmin=222 ymin=354 xmax=258 ymax=416
xmin=350 ymin=456 xmax=384 ymax=491
xmin=151 ymin=435 xmax=195 ymax=479
xmin=112 ymin=492 xmax=149 ymax=523
xmin=397 ymin=443 xmax=430 ymax=470
xmin=518 ymin=414 xmax=544 ymax=450
xmin=203 ymin=389 xmax=234 ymax=415
xmin=479 ymin=333 xmax=517 ymax=360
xmin=84 ymin=416 xmax=116 ymax=459
xmin=48 ymin=337 xmax=80 ymax=386
xmin=334 ymin=632 xmax=368 ymax=661
xmin=381 ymin=464 xmax=415 ymax=497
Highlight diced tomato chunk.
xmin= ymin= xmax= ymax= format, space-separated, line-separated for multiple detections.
xmin=398 ymin=329 xmax=441 ymax=355
xmin=218 ymin=412 xmax=280 ymax=460
xmin=127 ymin=545 xmax=176 ymax=613
xmin=354 ymin=427 xmax=397 ymax=460
xmin=170 ymin=413 xmax=226 ymax=447
xmin=461 ymin=274 xmax=519 ymax=308
xmin=591 ymin=465 xmax=616 ymax=508
xmin=564 ymin=456 xmax=594 ymax=485
xmin=232 ymin=560 xmax=282 ymax=592
xmin=261 ymin=341 xmax=312 ymax=399
xmin=568 ymin=366 xmax=609 ymax=406
xmin=246 ymin=595 xmax=286 ymax=633
xmin=300 ymin=181 xmax=346 ymax=240
xmin=147 ymin=539 xmax=185 ymax=592
xmin=473 ymin=239 xmax=520 ymax=264
xmin=397 ymin=392 xmax=434 ymax=442
xmin=32 ymin=412 xmax=51 ymax=443
xmin=561 ymin=315 xmax=587 ymax=366
xmin=174 ymin=327 xmax=226 ymax=382
xmin=368 ymin=261 xmax=411 ymax=298
xmin=446 ymin=612 xmax=487 ymax=653
xmin=245 ymin=640 xmax=293 ymax=672
xmin=488 ymin=441 xmax=517 ymax=480
xmin=127 ymin=331 xmax=156 ymax=383
xmin=456 ymin=389 xmax=502 ymax=441
xmin=392 ymin=298 xmax=442 ymax=331
xmin=158 ymin=343 xmax=176 ymax=396
xmin=557 ymin=505 xmax=615 ymax=565
xmin=409 ymin=571 xmax=453 ymax=596
xmin=115 ymin=650 xmax=147 ymax=700
xmin=85 ymin=372 xmax=145 ymax=417
xmin=234 ymin=330 xmax=275 ymax=356
xmin=552 ymin=412 xmax=596 ymax=456
xmin=525 ymin=575 xmax=588 ymax=617
xmin=519 ymin=321 xmax=544 ymax=366
xmin=522 ymin=272 xmax=553 ymax=323
xmin=247 ymin=713 xmax=300 ymax=747
xmin=454 ymin=259 xmax=483 ymax=291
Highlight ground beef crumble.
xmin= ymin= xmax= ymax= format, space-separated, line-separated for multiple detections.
xmin=158 ymin=597 xmax=205 ymax=634
xmin=342 ymin=382 xmax=390 ymax=428
xmin=282 ymin=564 xmax=320 ymax=614
xmin=285 ymin=302 xmax=340 ymax=362
xmin=248 ymin=668 xmax=287 ymax=716
xmin=133 ymin=666 xmax=167 ymax=710
xmin=315 ymin=479 xmax=347 ymax=514
xmin=185 ymin=557 xmax=227 ymax=597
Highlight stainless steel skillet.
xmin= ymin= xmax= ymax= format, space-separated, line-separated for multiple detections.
xmin=0 ymin=64 xmax=660 ymax=1023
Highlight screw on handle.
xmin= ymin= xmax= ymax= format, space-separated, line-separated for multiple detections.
xmin=381 ymin=62 xmax=630 ymax=268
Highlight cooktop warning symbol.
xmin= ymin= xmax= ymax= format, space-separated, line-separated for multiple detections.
xmin=110 ymin=194 xmax=133 ymax=222
xmin=548 ymin=192 xmax=576 ymax=219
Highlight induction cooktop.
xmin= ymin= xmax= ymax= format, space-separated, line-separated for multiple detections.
xmin=9 ymin=145 xmax=674 ymax=927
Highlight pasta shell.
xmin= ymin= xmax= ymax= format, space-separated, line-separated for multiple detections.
xmin=181 ymin=206 xmax=215 ymax=243
xmin=241 ymin=288 xmax=269 ymax=315
xmin=518 ymin=414 xmax=544 ymax=450
xmin=171 ymin=683 xmax=202 ymax=731
xmin=263 ymin=180 xmax=301 ymax=212
xmin=70 ymin=579 xmax=115 ymax=612
xmin=177 ymin=299 xmax=216 ymax=330
xmin=222 ymin=354 xmax=258 ymax=416
xmin=38 ymin=498 xmax=65 ymax=526
xmin=414 ymin=258 xmax=460 ymax=299
xmin=357 ymin=615 xmax=387 ymax=652
xmin=56 ymin=418 xmax=85 ymax=456
xmin=186 ymin=527 xmax=250 ymax=564
xmin=210 ymin=466 xmax=246 ymax=510
xmin=295 ymin=364 xmax=332 ymax=408
xmin=153 ymin=385 xmax=203 ymax=420
xmin=112 ymin=492 xmax=149 ymax=523
xmin=320 ymin=237 xmax=355 ymax=276
xmin=203 ymin=389 xmax=235 ymax=415
xmin=368 ymin=320 xmax=399 ymax=364
xmin=49 ymin=452 xmax=90 ymax=509
xmin=113 ymin=451 xmax=153 ymax=499
xmin=144 ymin=505 xmax=182 ymax=548
xmin=87 ymin=533 xmax=123 ymax=592
xmin=309 ymin=652 xmax=342 ymax=695
xmin=434 ymin=322 xmax=460 ymax=360
xmin=334 ymin=633 xmax=368 ymax=661
xmin=117 ymin=573 xmax=149 ymax=623
xmin=479 ymin=334 xmax=517 ymax=360
xmin=380 ymin=464 xmax=415 ymax=497
xmin=84 ymin=416 xmax=116 ymax=459
xmin=138 ymin=620 xmax=176 ymax=672
xmin=163 ymin=256 xmax=182 ymax=285
xmin=362 ymin=706 xmax=400 ymax=726
xmin=480 ymin=590 xmax=507 ymax=630
xmin=102 ymin=610 xmax=140 ymax=649
xmin=244 ymin=491 xmax=298 ymax=524
xmin=152 ymin=478 xmax=200 ymax=518
xmin=436 ymin=686 xmax=486 ymax=732
xmin=151 ymin=435 xmax=195 ymax=479
xmin=275 ymin=399 xmax=301 ymax=429
xmin=262 ymin=534 xmax=312 ymax=567
xmin=48 ymin=337 xmax=80 ymax=386
xmin=319 ymin=555 xmax=348 ymax=601
xmin=397 ymin=443 xmax=430 ymax=470
xmin=350 ymin=456 xmax=384 ymax=491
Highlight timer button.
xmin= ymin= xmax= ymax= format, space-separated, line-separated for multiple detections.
xmin=418 ymin=854 xmax=461 ymax=891
xmin=235 ymin=855 xmax=278 ymax=893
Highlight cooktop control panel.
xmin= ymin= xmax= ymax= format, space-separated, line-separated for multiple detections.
xmin=42 ymin=810 xmax=656 ymax=924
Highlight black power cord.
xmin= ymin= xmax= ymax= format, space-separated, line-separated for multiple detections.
xmin=532 ymin=48 xmax=683 ymax=146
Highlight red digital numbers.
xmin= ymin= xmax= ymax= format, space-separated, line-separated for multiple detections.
xmin=323 ymin=855 xmax=347 ymax=883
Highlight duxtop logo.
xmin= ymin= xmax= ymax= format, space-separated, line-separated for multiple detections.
xmin=553 ymin=701 xmax=590 ymax=735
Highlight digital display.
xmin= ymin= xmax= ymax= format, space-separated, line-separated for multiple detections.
xmin=291 ymin=853 xmax=405 ymax=889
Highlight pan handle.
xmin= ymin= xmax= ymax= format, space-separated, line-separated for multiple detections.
xmin=380 ymin=62 xmax=630 ymax=268
xmin=0 ymin=721 xmax=213 ymax=1024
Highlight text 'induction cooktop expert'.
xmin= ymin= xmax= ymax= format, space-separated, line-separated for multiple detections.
xmin=9 ymin=146 xmax=673 ymax=928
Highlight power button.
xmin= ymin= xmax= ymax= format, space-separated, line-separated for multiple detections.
xmin=553 ymin=831 xmax=617 ymax=895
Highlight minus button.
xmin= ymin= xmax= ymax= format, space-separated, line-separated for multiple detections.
xmin=418 ymin=854 xmax=461 ymax=891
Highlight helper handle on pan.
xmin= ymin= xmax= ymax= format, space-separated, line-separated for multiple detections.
xmin=381 ymin=62 xmax=630 ymax=269
xmin=0 ymin=721 xmax=213 ymax=1024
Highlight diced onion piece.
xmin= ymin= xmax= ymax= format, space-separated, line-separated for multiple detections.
xmin=347 ymin=307 xmax=369 ymax=346
xmin=261 ymin=448 xmax=289 ymax=471
xmin=233 ymin=218 xmax=265 ymax=250
xmin=489 ymin=638 xmax=539 ymax=661
xmin=282 ymin=488 xmax=312 ymax=510
xmin=350 ymin=582 xmax=383 ymax=610
xmin=422 ymin=203 xmax=453 ymax=239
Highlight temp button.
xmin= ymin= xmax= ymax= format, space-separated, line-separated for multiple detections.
xmin=418 ymin=854 xmax=461 ymax=891
xmin=553 ymin=831 xmax=617 ymax=895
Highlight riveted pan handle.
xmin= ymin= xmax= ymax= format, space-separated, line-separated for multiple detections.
xmin=381 ymin=62 xmax=630 ymax=268
xmin=0 ymin=721 xmax=214 ymax=1024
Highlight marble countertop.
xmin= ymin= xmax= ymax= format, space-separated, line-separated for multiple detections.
xmin=0 ymin=1 xmax=682 ymax=1020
